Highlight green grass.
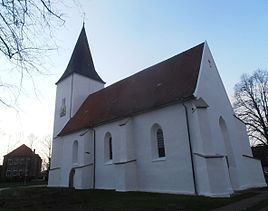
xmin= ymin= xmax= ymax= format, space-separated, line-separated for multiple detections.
xmin=0 ymin=187 xmax=259 ymax=210
xmin=0 ymin=180 xmax=47 ymax=188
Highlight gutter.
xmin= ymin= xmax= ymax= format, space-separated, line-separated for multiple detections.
xmin=182 ymin=100 xmax=197 ymax=195
xmin=93 ymin=128 xmax=96 ymax=189
xmin=70 ymin=74 xmax=74 ymax=119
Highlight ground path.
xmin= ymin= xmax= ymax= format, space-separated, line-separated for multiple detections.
xmin=212 ymin=189 xmax=268 ymax=211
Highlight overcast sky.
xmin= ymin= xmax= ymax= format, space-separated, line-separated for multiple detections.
xmin=0 ymin=0 xmax=267 ymax=163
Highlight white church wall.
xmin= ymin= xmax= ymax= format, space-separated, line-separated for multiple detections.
xmin=114 ymin=161 xmax=137 ymax=191
xmin=133 ymin=104 xmax=195 ymax=194
xmin=114 ymin=119 xmax=137 ymax=191
xmin=95 ymin=123 xmax=117 ymax=189
xmin=50 ymin=137 xmax=63 ymax=169
xmin=234 ymin=117 xmax=253 ymax=156
xmin=53 ymin=77 xmax=73 ymax=137
xmin=187 ymin=104 xmax=215 ymax=155
xmin=93 ymin=104 xmax=195 ymax=194
xmin=48 ymin=130 xmax=93 ymax=189
xmin=53 ymin=74 xmax=104 ymax=138
xmin=71 ymin=74 xmax=104 ymax=117
xmin=193 ymin=42 xmax=266 ymax=193
xmin=239 ymin=156 xmax=266 ymax=189
xmin=194 ymin=43 xmax=246 ymax=191
xmin=186 ymin=101 xmax=233 ymax=196
xmin=94 ymin=118 xmax=137 ymax=191
xmin=50 ymin=104 xmax=196 ymax=194
xmin=206 ymin=157 xmax=233 ymax=196
xmin=48 ymin=137 xmax=63 ymax=187
xmin=233 ymin=117 xmax=266 ymax=189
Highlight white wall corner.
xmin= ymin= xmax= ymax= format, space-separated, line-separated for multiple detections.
xmin=193 ymin=41 xmax=208 ymax=98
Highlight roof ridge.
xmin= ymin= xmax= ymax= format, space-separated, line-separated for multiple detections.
xmin=84 ymin=42 xmax=205 ymax=98
xmin=5 ymin=144 xmax=35 ymax=157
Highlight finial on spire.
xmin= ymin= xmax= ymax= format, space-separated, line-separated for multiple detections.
xmin=82 ymin=12 xmax=86 ymax=27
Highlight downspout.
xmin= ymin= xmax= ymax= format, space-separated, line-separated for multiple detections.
xmin=93 ymin=128 xmax=96 ymax=189
xmin=182 ymin=101 xmax=197 ymax=195
xmin=70 ymin=74 xmax=74 ymax=118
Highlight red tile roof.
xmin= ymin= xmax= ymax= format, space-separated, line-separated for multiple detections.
xmin=5 ymin=144 xmax=40 ymax=158
xmin=59 ymin=42 xmax=204 ymax=136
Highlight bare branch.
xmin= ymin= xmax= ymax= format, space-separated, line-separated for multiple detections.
xmin=0 ymin=0 xmax=67 ymax=107
xmin=233 ymin=69 xmax=268 ymax=145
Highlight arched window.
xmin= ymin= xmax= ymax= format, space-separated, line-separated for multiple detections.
xmin=156 ymin=128 xmax=165 ymax=158
xmin=104 ymin=132 xmax=113 ymax=162
xmin=151 ymin=124 xmax=166 ymax=159
xmin=72 ymin=140 xmax=78 ymax=163
xmin=109 ymin=136 xmax=113 ymax=160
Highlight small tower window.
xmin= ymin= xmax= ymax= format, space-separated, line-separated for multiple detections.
xmin=60 ymin=98 xmax=66 ymax=117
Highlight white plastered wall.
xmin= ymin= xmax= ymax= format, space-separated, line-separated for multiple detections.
xmin=92 ymin=104 xmax=196 ymax=194
xmin=50 ymin=72 xmax=104 ymax=187
xmin=53 ymin=73 xmax=104 ymax=138
xmin=71 ymin=74 xmax=104 ymax=117
xmin=53 ymin=76 xmax=72 ymax=138
xmin=233 ymin=117 xmax=266 ymax=189
xmin=193 ymin=42 xmax=266 ymax=195
xmin=48 ymin=130 xmax=94 ymax=189
xmin=48 ymin=137 xmax=63 ymax=187
xmin=132 ymin=104 xmax=195 ymax=194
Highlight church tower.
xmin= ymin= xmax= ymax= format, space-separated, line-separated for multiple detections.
xmin=53 ymin=26 xmax=105 ymax=137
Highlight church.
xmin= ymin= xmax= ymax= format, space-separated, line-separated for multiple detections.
xmin=48 ymin=26 xmax=266 ymax=197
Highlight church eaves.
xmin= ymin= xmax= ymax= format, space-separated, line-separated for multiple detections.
xmin=56 ymin=26 xmax=105 ymax=84
xmin=59 ymin=43 xmax=205 ymax=136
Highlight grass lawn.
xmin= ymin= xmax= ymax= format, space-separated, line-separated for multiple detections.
xmin=246 ymin=199 xmax=268 ymax=211
xmin=0 ymin=187 xmax=260 ymax=210
xmin=0 ymin=180 xmax=47 ymax=188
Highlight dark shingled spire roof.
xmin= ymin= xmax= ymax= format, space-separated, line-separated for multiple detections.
xmin=56 ymin=26 xmax=105 ymax=84
xmin=59 ymin=42 xmax=205 ymax=136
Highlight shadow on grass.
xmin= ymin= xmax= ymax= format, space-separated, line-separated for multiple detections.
xmin=0 ymin=187 xmax=260 ymax=210
xmin=0 ymin=180 xmax=47 ymax=188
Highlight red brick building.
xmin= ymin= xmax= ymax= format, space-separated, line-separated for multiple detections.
xmin=2 ymin=144 xmax=42 ymax=181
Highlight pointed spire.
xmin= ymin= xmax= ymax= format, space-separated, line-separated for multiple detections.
xmin=56 ymin=26 xmax=105 ymax=84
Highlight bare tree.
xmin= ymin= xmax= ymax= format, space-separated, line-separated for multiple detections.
xmin=233 ymin=69 xmax=268 ymax=146
xmin=41 ymin=134 xmax=52 ymax=171
xmin=0 ymin=0 xmax=65 ymax=107
xmin=27 ymin=133 xmax=37 ymax=150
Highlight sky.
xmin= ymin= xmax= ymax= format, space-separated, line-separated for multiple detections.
xmin=0 ymin=0 xmax=268 ymax=163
